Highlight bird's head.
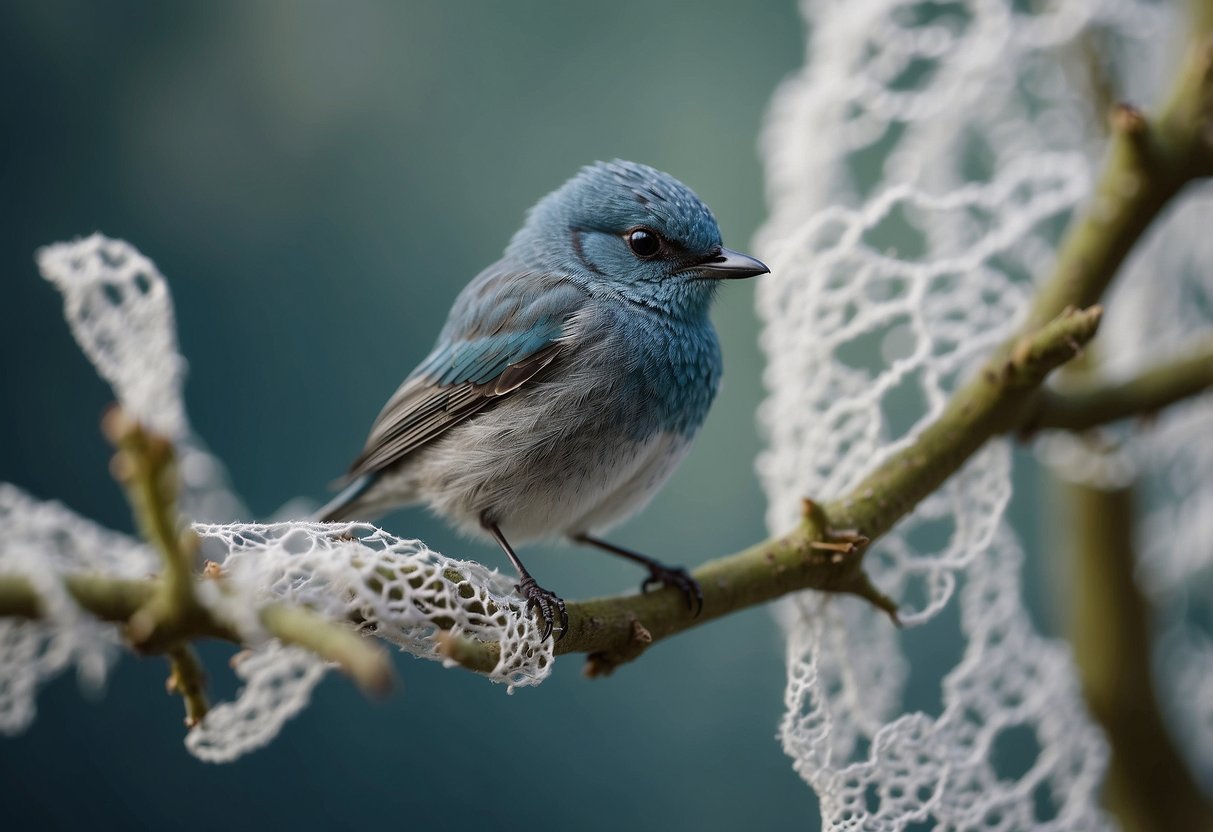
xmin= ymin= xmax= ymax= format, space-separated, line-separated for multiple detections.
xmin=507 ymin=160 xmax=768 ymax=317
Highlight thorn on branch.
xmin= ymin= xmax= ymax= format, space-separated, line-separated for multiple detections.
xmin=809 ymin=539 xmax=862 ymax=556
xmin=1110 ymin=102 xmax=1151 ymax=171
xmin=630 ymin=619 xmax=652 ymax=645
xmin=802 ymin=497 xmax=871 ymax=561
xmin=581 ymin=615 xmax=656 ymax=678
xmin=584 ymin=653 xmax=614 ymax=679
xmin=1110 ymin=102 xmax=1148 ymax=136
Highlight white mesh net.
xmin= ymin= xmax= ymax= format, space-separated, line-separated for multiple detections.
xmin=183 ymin=517 xmax=555 ymax=762
xmin=755 ymin=0 xmax=1190 ymax=827
xmin=194 ymin=520 xmax=554 ymax=681
xmin=1 ymin=234 xmax=552 ymax=762
xmin=779 ymin=529 xmax=1108 ymax=829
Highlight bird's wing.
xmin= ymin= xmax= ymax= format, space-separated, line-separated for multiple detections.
xmin=343 ymin=270 xmax=588 ymax=481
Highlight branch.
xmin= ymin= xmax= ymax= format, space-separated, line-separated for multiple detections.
xmin=167 ymin=645 xmax=209 ymax=728
xmin=101 ymin=407 xmax=207 ymax=654
xmin=1067 ymin=484 xmax=1213 ymax=829
xmin=259 ymin=604 xmax=393 ymax=696
xmin=1023 ymin=338 xmax=1213 ymax=434
xmin=1064 ymin=9 xmax=1213 ymax=827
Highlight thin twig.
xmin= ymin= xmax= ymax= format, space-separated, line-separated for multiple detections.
xmin=166 ymin=645 xmax=209 ymax=728
xmin=1024 ymin=337 xmax=1213 ymax=434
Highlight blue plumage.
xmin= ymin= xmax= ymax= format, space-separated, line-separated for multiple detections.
xmin=319 ymin=160 xmax=768 ymax=638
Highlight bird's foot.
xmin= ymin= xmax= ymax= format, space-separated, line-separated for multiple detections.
xmin=641 ymin=564 xmax=704 ymax=618
xmin=516 ymin=576 xmax=568 ymax=641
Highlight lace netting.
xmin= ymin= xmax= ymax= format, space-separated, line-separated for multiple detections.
xmin=194 ymin=521 xmax=553 ymax=683
xmin=184 ymin=519 xmax=555 ymax=762
xmin=781 ymin=531 xmax=1107 ymax=830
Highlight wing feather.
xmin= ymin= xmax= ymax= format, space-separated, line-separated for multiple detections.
xmin=342 ymin=270 xmax=587 ymax=482
xmin=344 ymin=341 xmax=563 ymax=479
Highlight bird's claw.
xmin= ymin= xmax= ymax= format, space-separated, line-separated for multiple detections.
xmin=516 ymin=577 xmax=568 ymax=641
xmin=641 ymin=565 xmax=704 ymax=617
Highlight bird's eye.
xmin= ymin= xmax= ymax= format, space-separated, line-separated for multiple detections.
xmin=626 ymin=228 xmax=661 ymax=259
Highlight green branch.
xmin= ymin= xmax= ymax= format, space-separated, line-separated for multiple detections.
xmin=167 ymin=645 xmax=209 ymax=728
xmin=259 ymin=604 xmax=393 ymax=696
xmin=1066 ymin=485 xmax=1213 ymax=830
xmin=1024 ymin=338 xmax=1213 ymax=434
xmin=101 ymin=407 xmax=209 ymax=655
xmin=1051 ymin=19 xmax=1213 ymax=821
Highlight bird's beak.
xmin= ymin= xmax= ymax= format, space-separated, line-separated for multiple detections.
xmin=688 ymin=247 xmax=770 ymax=280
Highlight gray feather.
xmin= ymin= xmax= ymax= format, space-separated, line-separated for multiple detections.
xmin=344 ymin=340 xmax=565 ymax=481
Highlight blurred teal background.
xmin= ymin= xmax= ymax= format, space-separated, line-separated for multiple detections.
xmin=0 ymin=2 xmax=822 ymax=829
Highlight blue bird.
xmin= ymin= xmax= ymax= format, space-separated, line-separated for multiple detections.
xmin=319 ymin=160 xmax=768 ymax=639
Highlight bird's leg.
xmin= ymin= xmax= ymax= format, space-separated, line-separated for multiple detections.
xmin=482 ymin=518 xmax=568 ymax=641
xmin=572 ymin=533 xmax=703 ymax=617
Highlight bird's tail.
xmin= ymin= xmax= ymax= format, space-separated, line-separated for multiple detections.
xmin=314 ymin=474 xmax=377 ymax=523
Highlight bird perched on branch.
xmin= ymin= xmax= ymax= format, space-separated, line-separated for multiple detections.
xmin=319 ymin=160 xmax=768 ymax=639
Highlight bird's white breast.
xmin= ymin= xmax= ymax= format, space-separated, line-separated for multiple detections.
xmin=404 ymin=395 xmax=693 ymax=542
